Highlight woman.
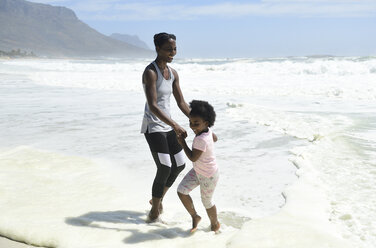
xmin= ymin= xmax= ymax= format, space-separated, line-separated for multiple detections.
xmin=141 ymin=32 xmax=190 ymax=222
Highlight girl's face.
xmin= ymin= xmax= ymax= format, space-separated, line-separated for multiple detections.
xmin=156 ymin=39 xmax=177 ymax=63
xmin=189 ymin=115 xmax=209 ymax=135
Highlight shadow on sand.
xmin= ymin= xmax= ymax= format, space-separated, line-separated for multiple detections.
xmin=65 ymin=210 xmax=190 ymax=244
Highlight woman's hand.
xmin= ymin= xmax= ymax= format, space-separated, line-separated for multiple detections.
xmin=173 ymin=123 xmax=187 ymax=139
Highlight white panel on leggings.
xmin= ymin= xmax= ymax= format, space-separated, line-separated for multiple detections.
xmin=158 ymin=152 xmax=172 ymax=167
xmin=174 ymin=150 xmax=185 ymax=167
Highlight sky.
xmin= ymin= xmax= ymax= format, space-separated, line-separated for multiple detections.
xmin=28 ymin=0 xmax=376 ymax=58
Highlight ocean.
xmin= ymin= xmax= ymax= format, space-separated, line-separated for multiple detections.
xmin=0 ymin=56 xmax=375 ymax=247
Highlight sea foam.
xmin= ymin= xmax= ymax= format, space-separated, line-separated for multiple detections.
xmin=1 ymin=57 xmax=375 ymax=247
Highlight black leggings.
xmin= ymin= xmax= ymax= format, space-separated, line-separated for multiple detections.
xmin=145 ymin=130 xmax=186 ymax=198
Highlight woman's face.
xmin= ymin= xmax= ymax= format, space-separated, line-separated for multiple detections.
xmin=156 ymin=39 xmax=177 ymax=63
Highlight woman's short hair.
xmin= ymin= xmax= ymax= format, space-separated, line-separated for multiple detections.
xmin=154 ymin=33 xmax=176 ymax=47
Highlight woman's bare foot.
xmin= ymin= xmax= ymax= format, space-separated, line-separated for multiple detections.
xmin=146 ymin=210 xmax=159 ymax=223
xmin=190 ymin=214 xmax=202 ymax=233
xmin=211 ymin=221 xmax=220 ymax=232
xmin=149 ymin=199 xmax=163 ymax=213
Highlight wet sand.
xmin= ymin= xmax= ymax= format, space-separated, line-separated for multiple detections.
xmin=0 ymin=236 xmax=35 ymax=248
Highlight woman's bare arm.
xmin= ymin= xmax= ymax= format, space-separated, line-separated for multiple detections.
xmin=143 ymin=67 xmax=187 ymax=137
xmin=172 ymin=69 xmax=190 ymax=117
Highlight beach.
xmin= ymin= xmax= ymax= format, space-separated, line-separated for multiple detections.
xmin=1 ymin=57 xmax=375 ymax=247
xmin=0 ymin=236 xmax=35 ymax=248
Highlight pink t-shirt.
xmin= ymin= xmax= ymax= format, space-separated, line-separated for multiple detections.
xmin=192 ymin=128 xmax=218 ymax=178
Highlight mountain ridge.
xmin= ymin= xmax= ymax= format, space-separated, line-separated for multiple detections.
xmin=110 ymin=33 xmax=150 ymax=50
xmin=0 ymin=0 xmax=153 ymax=58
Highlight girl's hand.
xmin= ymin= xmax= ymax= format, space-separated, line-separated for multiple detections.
xmin=177 ymin=136 xmax=183 ymax=145
xmin=176 ymin=134 xmax=185 ymax=145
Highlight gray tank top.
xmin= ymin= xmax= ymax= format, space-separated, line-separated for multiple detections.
xmin=141 ymin=61 xmax=175 ymax=133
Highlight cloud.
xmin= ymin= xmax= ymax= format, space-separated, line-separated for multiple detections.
xmin=27 ymin=0 xmax=71 ymax=3
xmin=262 ymin=0 xmax=373 ymax=2
xmin=27 ymin=0 xmax=376 ymax=20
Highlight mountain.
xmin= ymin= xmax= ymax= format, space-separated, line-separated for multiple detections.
xmin=110 ymin=33 xmax=150 ymax=50
xmin=0 ymin=0 xmax=153 ymax=58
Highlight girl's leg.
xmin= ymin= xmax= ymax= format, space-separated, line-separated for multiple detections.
xmin=177 ymin=169 xmax=201 ymax=231
xmin=206 ymin=205 xmax=220 ymax=232
xmin=178 ymin=192 xmax=201 ymax=232
xmin=198 ymin=170 xmax=220 ymax=232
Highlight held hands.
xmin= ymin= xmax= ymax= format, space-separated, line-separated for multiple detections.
xmin=173 ymin=123 xmax=187 ymax=138
xmin=173 ymin=123 xmax=187 ymax=144
xmin=176 ymin=133 xmax=187 ymax=146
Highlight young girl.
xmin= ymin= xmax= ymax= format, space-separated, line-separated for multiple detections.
xmin=177 ymin=100 xmax=220 ymax=233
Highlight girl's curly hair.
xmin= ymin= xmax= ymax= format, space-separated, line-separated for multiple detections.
xmin=189 ymin=100 xmax=216 ymax=127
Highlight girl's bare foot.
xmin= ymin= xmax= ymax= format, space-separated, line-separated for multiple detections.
xmin=211 ymin=221 xmax=220 ymax=232
xmin=190 ymin=214 xmax=202 ymax=233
